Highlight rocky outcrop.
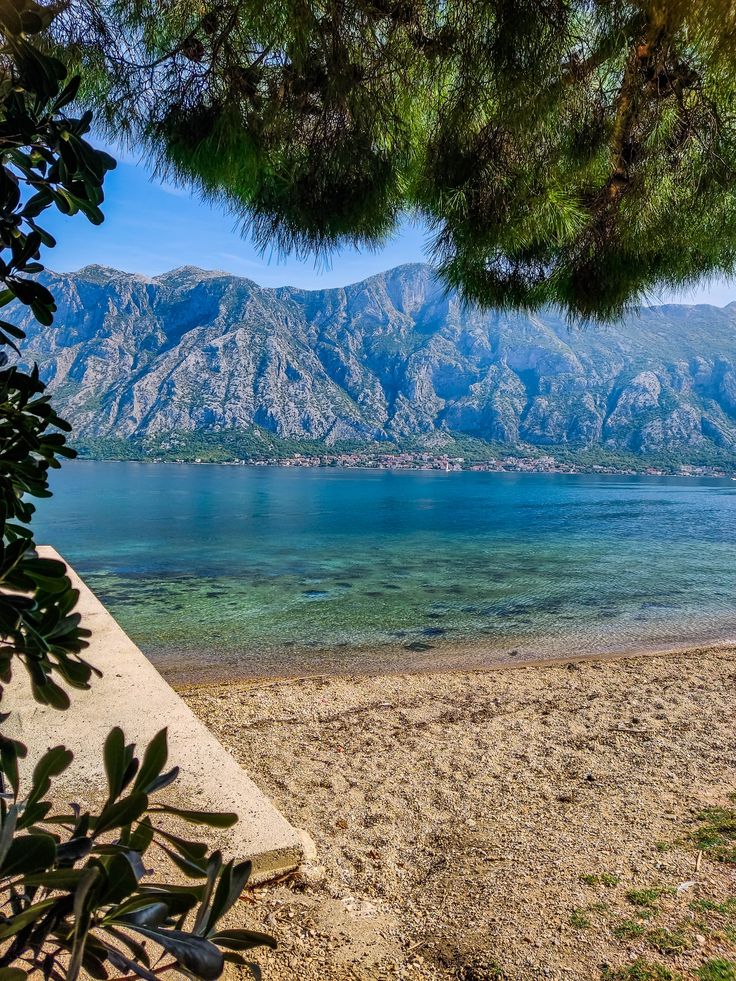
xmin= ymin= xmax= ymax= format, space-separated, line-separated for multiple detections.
xmin=11 ymin=263 xmax=736 ymax=453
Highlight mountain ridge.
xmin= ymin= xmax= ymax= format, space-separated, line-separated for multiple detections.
xmin=11 ymin=263 xmax=736 ymax=459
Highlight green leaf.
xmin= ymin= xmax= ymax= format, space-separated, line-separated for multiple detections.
xmin=193 ymin=851 xmax=222 ymax=934
xmin=138 ymin=882 xmax=205 ymax=898
xmin=81 ymin=946 xmax=109 ymax=980
xmin=28 ymin=745 xmax=73 ymax=805
xmin=0 ymin=832 xmax=56 ymax=875
xmin=149 ymin=805 xmax=238 ymax=828
xmin=210 ymin=929 xmax=277 ymax=952
xmin=128 ymin=816 xmax=154 ymax=854
xmin=56 ymin=836 xmax=92 ymax=865
xmin=0 ymin=898 xmax=58 ymax=940
xmin=103 ymin=726 xmax=126 ymax=802
xmin=22 ymin=868 xmax=88 ymax=888
xmin=68 ymin=867 xmax=103 ymax=981
xmin=125 ymin=926 xmax=225 ymax=980
xmin=53 ymin=75 xmax=81 ymax=111
xmin=96 ymin=851 xmax=140 ymax=905
xmin=0 ymin=736 xmax=27 ymax=799
xmin=0 ymin=805 xmax=18 ymax=866
xmin=133 ymin=728 xmax=168 ymax=794
xmin=146 ymin=766 xmax=179 ymax=794
xmin=0 ymin=320 xmax=26 ymax=339
xmin=0 ymin=969 xmax=28 ymax=981
xmin=93 ymin=792 xmax=148 ymax=837
xmin=92 ymin=844 xmax=146 ymax=879
xmin=111 ymin=889 xmax=197 ymax=923
xmin=203 ymin=859 xmax=252 ymax=936
xmin=116 ymin=901 xmax=170 ymax=928
xmin=16 ymin=800 xmax=52 ymax=830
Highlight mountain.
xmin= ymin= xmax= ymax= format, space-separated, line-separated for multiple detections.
xmin=10 ymin=262 xmax=736 ymax=458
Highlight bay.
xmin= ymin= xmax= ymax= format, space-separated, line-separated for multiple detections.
xmin=34 ymin=462 xmax=736 ymax=681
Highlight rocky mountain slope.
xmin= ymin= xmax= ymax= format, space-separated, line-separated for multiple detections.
xmin=11 ymin=262 xmax=736 ymax=455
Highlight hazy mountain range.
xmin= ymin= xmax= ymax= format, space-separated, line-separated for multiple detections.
xmin=11 ymin=262 xmax=736 ymax=458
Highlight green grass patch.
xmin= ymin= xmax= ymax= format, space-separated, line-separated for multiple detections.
xmin=570 ymin=907 xmax=592 ymax=928
xmin=690 ymin=897 xmax=736 ymax=917
xmin=580 ymin=873 xmax=600 ymax=886
xmin=613 ymin=920 xmax=648 ymax=940
xmin=601 ymin=873 xmax=622 ymax=887
xmin=580 ymin=872 xmax=621 ymax=888
xmin=691 ymin=807 xmax=736 ymax=865
xmin=637 ymin=908 xmax=658 ymax=921
xmin=646 ymin=927 xmax=691 ymax=955
xmin=601 ymin=960 xmax=683 ymax=980
xmin=626 ymin=887 xmax=668 ymax=908
xmin=571 ymin=901 xmax=609 ymax=928
xmin=697 ymin=960 xmax=736 ymax=981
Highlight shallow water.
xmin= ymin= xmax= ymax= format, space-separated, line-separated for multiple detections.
xmin=34 ymin=462 xmax=736 ymax=679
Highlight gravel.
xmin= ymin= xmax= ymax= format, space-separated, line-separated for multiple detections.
xmin=180 ymin=645 xmax=736 ymax=980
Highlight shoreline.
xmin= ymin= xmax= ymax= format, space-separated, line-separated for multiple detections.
xmin=167 ymin=636 xmax=736 ymax=690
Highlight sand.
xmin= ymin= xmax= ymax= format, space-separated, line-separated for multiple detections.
xmin=179 ymin=644 xmax=736 ymax=980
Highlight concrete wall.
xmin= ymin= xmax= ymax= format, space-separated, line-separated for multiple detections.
xmin=4 ymin=547 xmax=307 ymax=884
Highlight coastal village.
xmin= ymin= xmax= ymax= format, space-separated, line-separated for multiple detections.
xmin=198 ymin=451 xmax=736 ymax=478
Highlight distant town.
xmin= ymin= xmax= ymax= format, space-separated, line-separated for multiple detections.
xmin=174 ymin=450 xmax=736 ymax=478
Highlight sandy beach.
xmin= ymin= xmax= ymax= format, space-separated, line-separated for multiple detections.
xmin=179 ymin=644 xmax=736 ymax=980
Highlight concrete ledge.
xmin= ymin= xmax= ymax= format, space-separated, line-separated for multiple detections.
xmin=4 ymin=547 xmax=307 ymax=884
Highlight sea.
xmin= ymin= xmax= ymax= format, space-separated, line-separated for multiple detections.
xmin=33 ymin=461 xmax=736 ymax=681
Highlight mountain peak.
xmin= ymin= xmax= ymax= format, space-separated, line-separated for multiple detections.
xmin=358 ymin=262 xmax=433 ymax=286
xmin=74 ymin=264 xmax=149 ymax=284
xmin=11 ymin=263 xmax=736 ymax=460
xmin=154 ymin=265 xmax=229 ymax=283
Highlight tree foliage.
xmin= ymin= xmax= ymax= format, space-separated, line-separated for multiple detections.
xmin=0 ymin=3 xmax=273 ymax=977
xmin=53 ymin=0 xmax=736 ymax=319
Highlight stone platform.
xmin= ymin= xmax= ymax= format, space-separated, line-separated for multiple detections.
xmin=4 ymin=547 xmax=308 ymax=884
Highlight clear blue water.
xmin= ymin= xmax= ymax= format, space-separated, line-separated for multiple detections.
xmin=33 ymin=462 xmax=736 ymax=681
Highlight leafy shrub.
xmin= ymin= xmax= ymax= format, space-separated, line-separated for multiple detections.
xmin=0 ymin=2 xmax=275 ymax=978
xmin=0 ymin=727 xmax=275 ymax=980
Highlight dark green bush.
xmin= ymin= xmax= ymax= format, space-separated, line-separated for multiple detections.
xmin=0 ymin=727 xmax=275 ymax=981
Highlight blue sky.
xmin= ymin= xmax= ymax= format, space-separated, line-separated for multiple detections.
xmin=43 ymin=144 xmax=736 ymax=304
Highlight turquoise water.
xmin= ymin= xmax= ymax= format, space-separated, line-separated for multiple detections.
xmin=34 ymin=462 xmax=736 ymax=680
